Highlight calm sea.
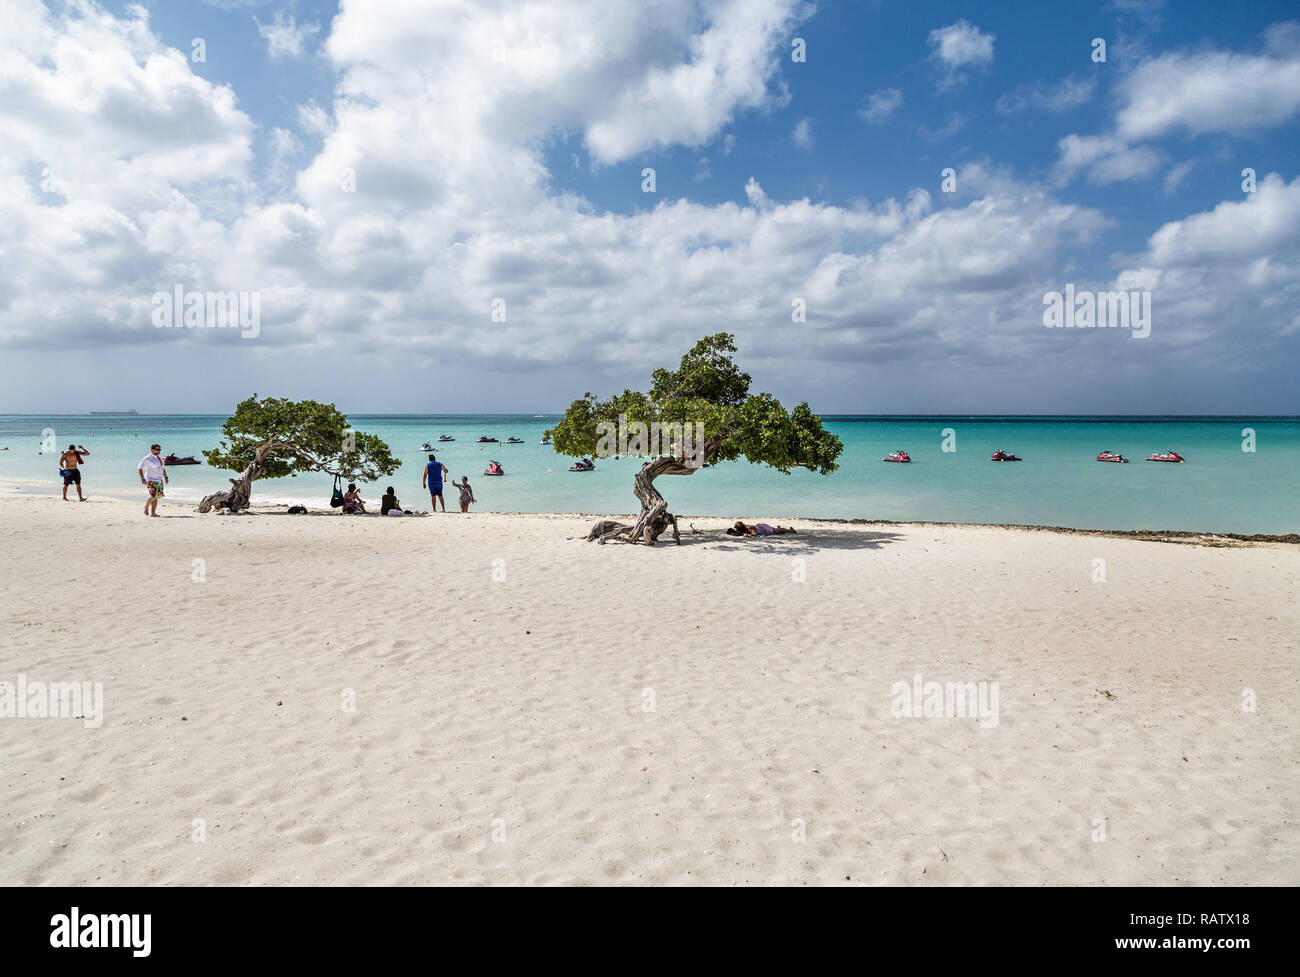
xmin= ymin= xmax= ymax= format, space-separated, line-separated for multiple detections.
xmin=1 ymin=414 xmax=1295 ymax=534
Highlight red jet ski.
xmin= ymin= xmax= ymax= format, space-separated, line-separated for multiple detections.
xmin=477 ymin=436 xmax=498 ymax=443
xmin=1096 ymin=451 xmax=1129 ymax=463
xmin=484 ymin=460 xmax=504 ymax=475
xmin=569 ymin=458 xmax=595 ymax=472
xmin=990 ymin=450 xmax=1022 ymax=462
xmin=1146 ymin=451 xmax=1185 ymax=463
xmin=883 ymin=450 xmax=911 ymax=463
xmin=164 ymin=454 xmax=201 ymax=465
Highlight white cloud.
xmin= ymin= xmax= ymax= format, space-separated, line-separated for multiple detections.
xmin=919 ymin=112 xmax=965 ymax=143
xmin=1115 ymin=28 xmax=1300 ymax=141
xmin=1106 ymin=0 xmax=1166 ymax=27
xmin=996 ymin=76 xmax=1096 ymax=115
xmin=1056 ymin=23 xmax=1300 ymax=186
xmin=254 ymin=10 xmax=320 ymax=61
xmin=0 ymin=2 xmax=253 ymax=196
xmin=0 ymin=3 xmax=255 ymax=350
xmin=1112 ymin=173 xmax=1300 ymax=357
xmin=266 ymin=126 xmax=300 ymax=186
xmin=1162 ymin=160 xmax=1195 ymax=195
xmin=928 ymin=20 xmax=994 ymax=89
xmin=319 ymin=0 xmax=810 ymax=168
xmin=582 ymin=0 xmax=809 ymax=163
xmin=1055 ymin=134 xmax=1164 ymax=185
xmin=792 ymin=116 xmax=813 ymax=149
xmin=858 ymin=87 xmax=902 ymax=123
xmin=1142 ymin=172 xmax=1300 ymax=266
xmin=297 ymin=101 xmax=331 ymax=135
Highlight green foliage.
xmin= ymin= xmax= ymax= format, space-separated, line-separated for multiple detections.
xmin=203 ymin=394 xmax=400 ymax=482
xmin=550 ymin=333 xmax=842 ymax=475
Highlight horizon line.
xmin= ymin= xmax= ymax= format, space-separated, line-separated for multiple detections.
xmin=3 ymin=412 xmax=1299 ymax=420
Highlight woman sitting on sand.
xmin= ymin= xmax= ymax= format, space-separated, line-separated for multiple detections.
xmin=342 ymin=483 xmax=366 ymax=514
xmin=380 ymin=486 xmax=403 ymax=516
xmin=727 ymin=521 xmax=796 ymax=537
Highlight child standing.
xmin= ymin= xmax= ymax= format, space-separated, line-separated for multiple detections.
xmin=455 ymin=476 xmax=476 ymax=513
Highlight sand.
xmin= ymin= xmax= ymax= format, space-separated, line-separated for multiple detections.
xmin=1 ymin=494 xmax=1297 ymax=885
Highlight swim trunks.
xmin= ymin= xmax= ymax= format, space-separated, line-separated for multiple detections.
xmin=62 ymin=469 xmax=81 ymax=485
xmin=147 ymin=480 xmax=165 ymax=499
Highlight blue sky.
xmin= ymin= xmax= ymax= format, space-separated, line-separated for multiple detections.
xmin=2 ymin=0 xmax=1299 ymax=413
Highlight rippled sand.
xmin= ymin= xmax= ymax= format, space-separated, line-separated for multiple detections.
xmin=2 ymin=496 xmax=1296 ymax=885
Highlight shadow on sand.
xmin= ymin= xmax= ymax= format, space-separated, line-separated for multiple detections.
xmin=674 ymin=526 xmax=902 ymax=553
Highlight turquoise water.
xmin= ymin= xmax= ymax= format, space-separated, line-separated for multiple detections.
xmin=1 ymin=415 xmax=1296 ymax=533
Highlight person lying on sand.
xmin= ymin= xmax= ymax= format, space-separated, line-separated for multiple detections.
xmin=727 ymin=521 xmax=796 ymax=537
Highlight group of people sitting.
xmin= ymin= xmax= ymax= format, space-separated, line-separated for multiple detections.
xmin=339 ymin=477 xmax=476 ymax=516
xmin=340 ymin=484 xmax=410 ymax=516
xmin=339 ymin=484 xmax=408 ymax=516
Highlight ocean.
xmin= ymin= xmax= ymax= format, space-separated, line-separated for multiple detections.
xmin=1 ymin=414 xmax=1296 ymax=534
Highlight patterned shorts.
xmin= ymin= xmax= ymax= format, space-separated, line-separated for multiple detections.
xmin=147 ymin=480 xmax=165 ymax=499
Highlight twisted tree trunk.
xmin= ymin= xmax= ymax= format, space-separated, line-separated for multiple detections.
xmin=587 ymin=448 xmax=714 ymax=545
xmin=198 ymin=462 xmax=261 ymax=513
xmin=198 ymin=439 xmax=298 ymax=513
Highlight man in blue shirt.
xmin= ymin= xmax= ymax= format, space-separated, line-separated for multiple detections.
xmin=422 ymin=454 xmax=450 ymax=512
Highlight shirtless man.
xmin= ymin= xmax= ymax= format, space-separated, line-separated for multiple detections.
xmin=58 ymin=444 xmax=89 ymax=501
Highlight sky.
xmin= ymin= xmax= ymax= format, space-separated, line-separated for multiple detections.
xmin=1 ymin=0 xmax=1298 ymax=414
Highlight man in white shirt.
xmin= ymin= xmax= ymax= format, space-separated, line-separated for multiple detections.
xmin=138 ymin=444 xmax=168 ymax=517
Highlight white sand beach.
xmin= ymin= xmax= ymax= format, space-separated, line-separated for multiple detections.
xmin=1 ymin=495 xmax=1297 ymax=885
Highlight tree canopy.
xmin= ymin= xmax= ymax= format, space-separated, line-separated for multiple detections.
xmin=550 ymin=333 xmax=842 ymax=475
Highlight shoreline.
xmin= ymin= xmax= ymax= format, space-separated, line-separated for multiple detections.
xmin=5 ymin=415 xmax=1297 ymax=538
xmin=3 ymin=491 xmax=1295 ymax=544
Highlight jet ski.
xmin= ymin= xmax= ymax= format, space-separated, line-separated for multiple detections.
xmin=883 ymin=450 xmax=911 ymax=463
xmin=164 ymin=454 xmax=201 ymax=465
xmin=569 ymin=458 xmax=595 ymax=472
xmin=1146 ymin=451 xmax=1185 ymax=463
xmin=477 ymin=436 xmax=498 ymax=443
xmin=540 ymin=437 xmax=551 ymax=445
xmin=1096 ymin=451 xmax=1129 ymax=463
xmin=420 ymin=442 xmax=433 ymax=451
xmin=505 ymin=437 xmax=524 ymax=444
xmin=989 ymin=450 xmax=1022 ymax=462
xmin=484 ymin=460 xmax=504 ymax=475
xmin=437 ymin=435 xmax=454 ymax=442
